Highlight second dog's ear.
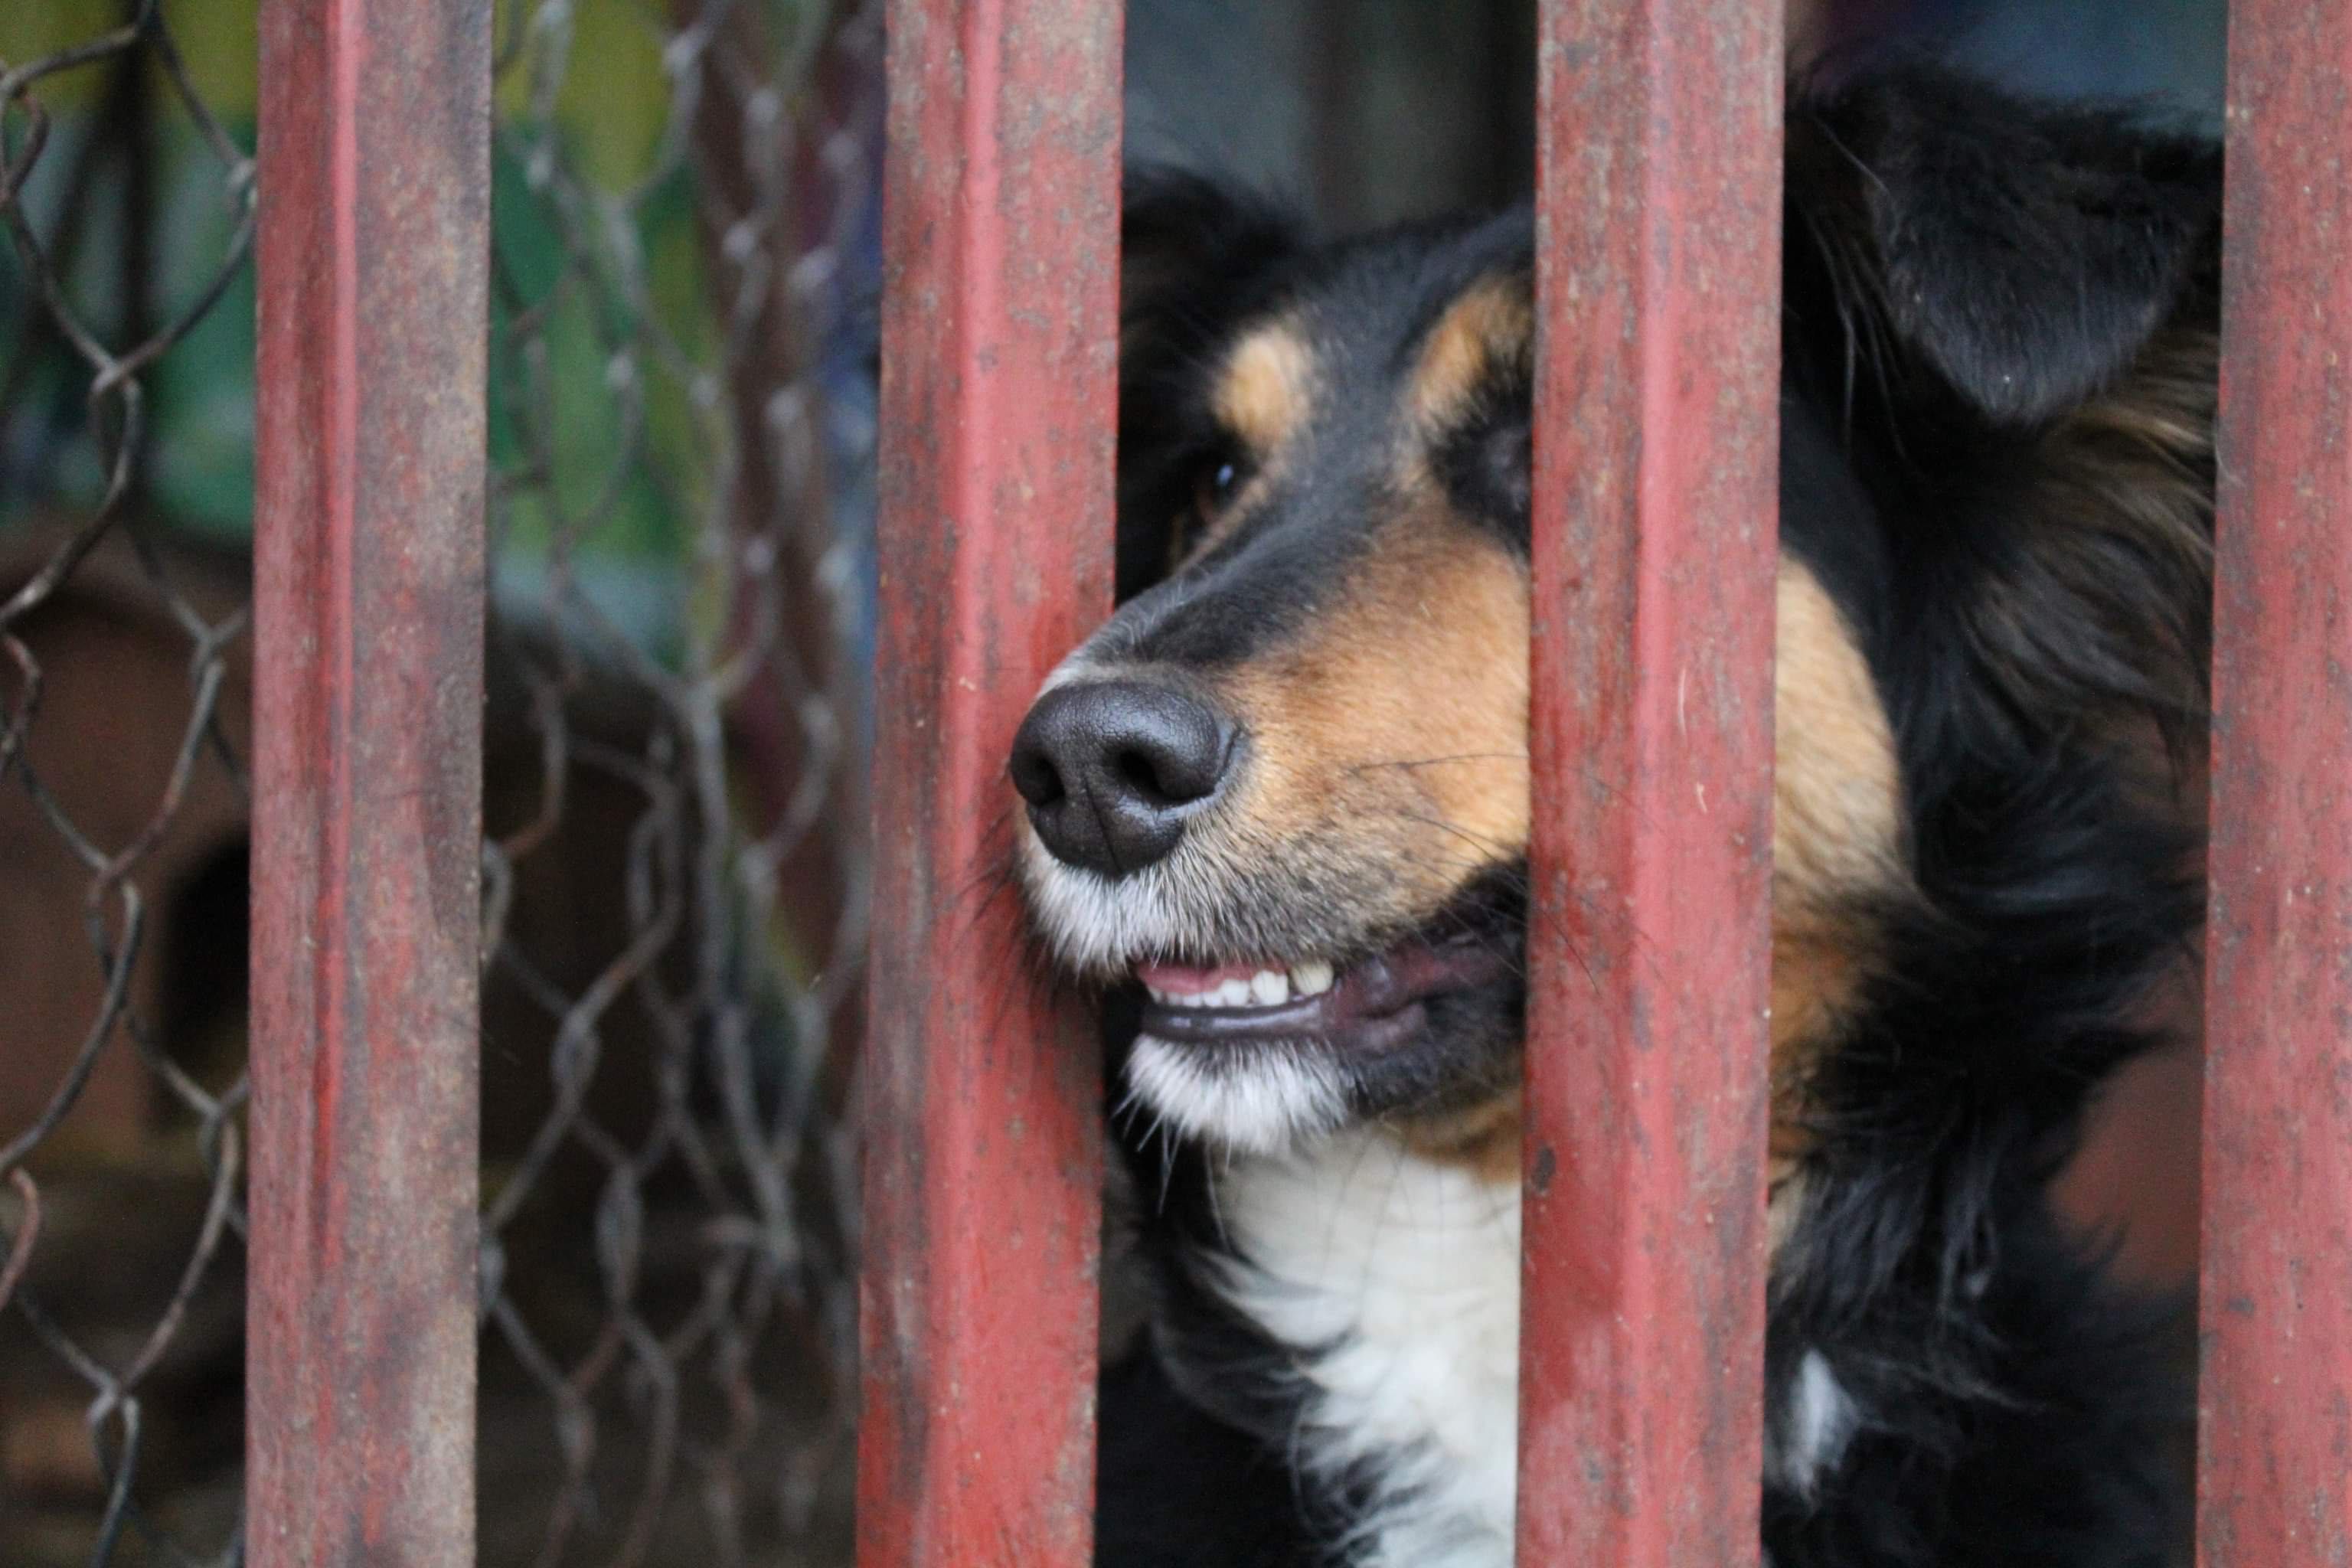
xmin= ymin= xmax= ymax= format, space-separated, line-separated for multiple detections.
xmin=1791 ymin=70 xmax=2221 ymax=426
xmin=1116 ymin=170 xmax=1300 ymax=599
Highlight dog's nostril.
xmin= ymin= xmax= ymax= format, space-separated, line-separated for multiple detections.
xmin=1008 ymin=679 xmax=1234 ymax=878
xmin=1008 ymin=743 xmax=1069 ymax=811
xmin=1112 ymin=748 xmax=1167 ymax=802
xmin=1112 ymin=738 xmax=1220 ymax=807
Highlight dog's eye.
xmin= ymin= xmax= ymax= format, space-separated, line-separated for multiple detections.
xmin=1168 ymin=449 xmax=1253 ymax=569
xmin=1191 ymin=456 xmax=1246 ymax=522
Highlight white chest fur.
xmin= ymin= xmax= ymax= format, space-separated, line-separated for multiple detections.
xmin=1214 ymin=1131 xmax=1524 ymax=1568
xmin=1207 ymin=1132 xmax=1849 ymax=1566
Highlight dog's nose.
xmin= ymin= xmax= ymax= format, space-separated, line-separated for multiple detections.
xmin=1009 ymin=680 xmax=1233 ymax=877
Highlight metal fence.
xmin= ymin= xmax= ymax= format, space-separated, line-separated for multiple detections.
xmin=2 ymin=5 xmax=259 ymax=1558
xmin=477 ymin=2 xmax=878 ymax=1557
xmin=2 ymin=1 xmax=877 ymax=1562
xmin=5 ymin=1 xmax=2351 ymax=1566
xmin=860 ymin=2 xmax=2352 ymax=1566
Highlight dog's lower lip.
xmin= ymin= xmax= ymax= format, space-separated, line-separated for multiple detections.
xmin=1134 ymin=937 xmax=1511 ymax=1048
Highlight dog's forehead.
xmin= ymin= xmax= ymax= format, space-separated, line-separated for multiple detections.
xmin=1203 ymin=218 xmax=1537 ymax=444
xmin=1208 ymin=287 xmax=1530 ymax=449
xmin=1095 ymin=233 xmax=1541 ymax=671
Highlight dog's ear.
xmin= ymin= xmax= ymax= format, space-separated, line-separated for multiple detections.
xmin=1116 ymin=170 xmax=1300 ymax=599
xmin=1791 ymin=69 xmax=2220 ymax=427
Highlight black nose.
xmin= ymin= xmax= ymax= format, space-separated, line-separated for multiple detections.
xmin=1009 ymin=680 xmax=1233 ymax=877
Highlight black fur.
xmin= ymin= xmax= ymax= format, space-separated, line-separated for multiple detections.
xmin=1116 ymin=171 xmax=1304 ymax=603
xmin=1082 ymin=67 xmax=2216 ymax=1568
xmin=1785 ymin=67 xmax=2219 ymax=427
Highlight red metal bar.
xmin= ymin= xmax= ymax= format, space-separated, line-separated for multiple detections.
xmin=247 ymin=0 xmax=492 ymax=1562
xmin=859 ymin=2 xmax=1121 ymax=1564
xmin=2200 ymin=5 xmax=2352 ymax=1563
xmin=1518 ymin=2 xmax=1783 ymax=1563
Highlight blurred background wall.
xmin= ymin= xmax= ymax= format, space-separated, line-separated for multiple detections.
xmin=1125 ymin=0 xmax=2227 ymax=234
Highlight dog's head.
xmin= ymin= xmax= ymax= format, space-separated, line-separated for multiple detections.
xmin=1009 ymin=69 xmax=2220 ymax=1162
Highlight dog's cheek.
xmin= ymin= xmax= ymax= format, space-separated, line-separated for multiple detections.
xmin=1213 ymin=521 xmax=1534 ymax=920
xmin=1768 ymin=560 xmax=1908 ymax=1161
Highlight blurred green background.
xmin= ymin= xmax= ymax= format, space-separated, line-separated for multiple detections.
xmin=0 ymin=0 xmax=793 ymax=665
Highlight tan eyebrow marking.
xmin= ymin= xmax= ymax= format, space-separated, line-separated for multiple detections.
xmin=1214 ymin=320 xmax=1317 ymax=456
xmin=1409 ymin=276 xmax=1534 ymax=431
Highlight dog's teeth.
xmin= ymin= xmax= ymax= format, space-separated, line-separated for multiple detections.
xmin=1214 ymin=976 xmax=1254 ymax=1007
xmin=1249 ymin=969 xmax=1289 ymax=1005
xmin=1145 ymin=985 xmax=1174 ymax=1005
xmin=1290 ymin=960 xmax=1336 ymax=997
xmin=1180 ymin=991 xmax=1211 ymax=1008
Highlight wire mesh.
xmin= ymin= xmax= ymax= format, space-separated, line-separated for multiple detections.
xmin=473 ymin=0 xmax=877 ymax=1560
xmin=2 ymin=2 xmax=256 ymax=1559
xmin=0 ymin=0 xmax=879 ymax=1561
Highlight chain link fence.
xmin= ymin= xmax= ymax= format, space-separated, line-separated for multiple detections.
xmin=1 ymin=0 xmax=879 ymax=1561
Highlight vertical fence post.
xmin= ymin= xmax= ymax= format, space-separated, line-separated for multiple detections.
xmin=247 ymin=1 xmax=492 ymax=1562
xmin=1518 ymin=2 xmax=1783 ymax=1563
xmin=860 ymin=2 xmax=1122 ymax=1564
xmin=2200 ymin=5 xmax=2352 ymax=1563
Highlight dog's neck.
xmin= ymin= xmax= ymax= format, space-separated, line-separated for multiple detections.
xmin=1185 ymin=1128 xmax=1849 ymax=1567
xmin=1207 ymin=1129 xmax=1525 ymax=1568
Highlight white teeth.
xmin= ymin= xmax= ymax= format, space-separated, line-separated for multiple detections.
xmin=1142 ymin=962 xmax=1331 ymax=1010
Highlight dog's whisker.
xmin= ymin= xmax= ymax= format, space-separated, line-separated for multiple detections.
xmin=1339 ymin=751 xmax=1527 ymax=776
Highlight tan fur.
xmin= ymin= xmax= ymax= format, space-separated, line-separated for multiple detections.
xmin=1409 ymin=279 xmax=1534 ymax=431
xmin=1214 ymin=513 xmax=1531 ymax=933
xmin=1396 ymin=1088 xmax=1524 ymax=1185
xmin=1226 ymin=508 xmax=1530 ymax=1188
xmin=1214 ymin=321 xmax=1318 ymax=458
xmin=1210 ymin=504 xmax=1904 ymax=1181
xmin=1179 ymin=322 xmax=1320 ymax=562
xmin=1769 ymin=562 xmax=1906 ymax=1127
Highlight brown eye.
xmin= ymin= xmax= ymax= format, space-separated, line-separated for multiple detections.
xmin=1192 ymin=458 xmax=1242 ymax=521
xmin=1171 ymin=452 xmax=1250 ymax=568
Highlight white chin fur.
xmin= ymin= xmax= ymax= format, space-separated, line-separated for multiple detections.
xmin=1123 ymin=1035 xmax=1351 ymax=1155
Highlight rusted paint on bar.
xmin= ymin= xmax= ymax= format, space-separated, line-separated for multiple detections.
xmin=1520 ymin=3 xmax=1783 ymax=1563
xmin=247 ymin=1 xmax=490 ymax=1563
xmin=2200 ymin=5 xmax=2352 ymax=1563
xmin=860 ymin=2 xmax=1120 ymax=1564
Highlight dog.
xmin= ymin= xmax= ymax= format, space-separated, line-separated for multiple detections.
xmin=1006 ymin=65 xmax=2219 ymax=1568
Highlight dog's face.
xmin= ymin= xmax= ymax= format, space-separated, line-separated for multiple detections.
xmin=1011 ymin=74 xmax=2220 ymax=1161
xmin=1012 ymin=230 xmax=1542 ymax=1153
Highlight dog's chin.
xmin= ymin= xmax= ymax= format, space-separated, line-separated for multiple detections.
xmin=1120 ymin=1034 xmax=1357 ymax=1155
